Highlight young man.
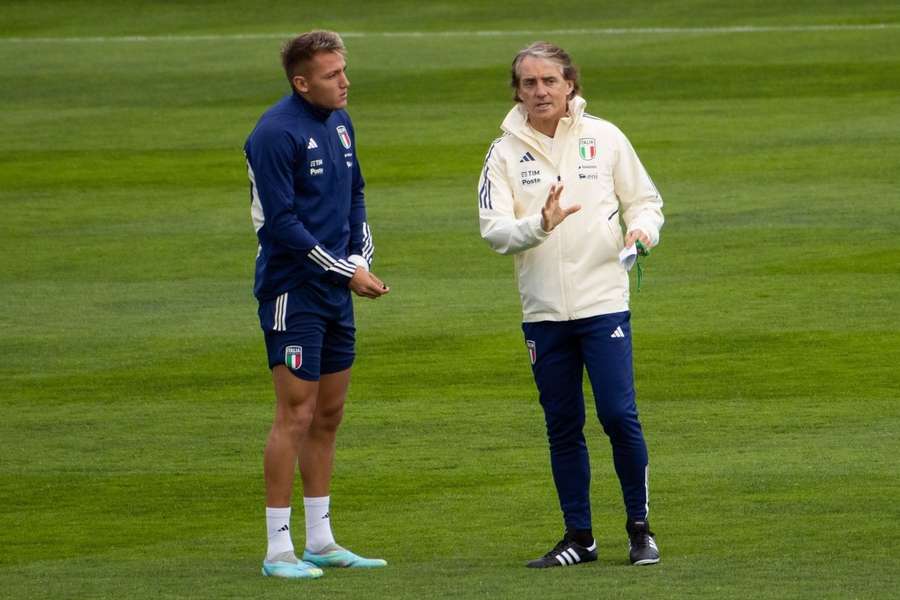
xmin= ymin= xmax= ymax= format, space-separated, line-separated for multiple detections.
xmin=244 ymin=30 xmax=389 ymax=579
xmin=478 ymin=42 xmax=665 ymax=568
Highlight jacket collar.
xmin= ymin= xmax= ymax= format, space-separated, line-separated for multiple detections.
xmin=501 ymin=95 xmax=586 ymax=146
xmin=292 ymin=90 xmax=333 ymax=122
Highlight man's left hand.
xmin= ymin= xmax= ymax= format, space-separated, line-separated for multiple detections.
xmin=625 ymin=229 xmax=652 ymax=250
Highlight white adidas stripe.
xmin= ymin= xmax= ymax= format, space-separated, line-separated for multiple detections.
xmin=274 ymin=292 xmax=287 ymax=332
xmin=555 ymin=554 xmax=567 ymax=566
xmin=2 ymin=24 xmax=895 ymax=44
xmin=362 ymin=222 xmax=374 ymax=262
xmin=644 ymin=465 xmax=650 ymax=518
xmin=331 ymin=259 xmax=357 ymax=278
xmin=309 ymin=245 xmax=336 ymax=270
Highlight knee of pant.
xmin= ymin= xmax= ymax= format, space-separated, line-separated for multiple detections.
xmin=596 ymin=404 xmax=638 ymax=433
xmin=545 ymin=412 xmax=586 ymax=444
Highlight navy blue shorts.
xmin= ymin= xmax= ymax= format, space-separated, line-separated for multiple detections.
xmin=258 ymin=281 xmax=355 ymax=381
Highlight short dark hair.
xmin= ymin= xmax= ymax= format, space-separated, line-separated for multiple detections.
xmin=281 ymin=30 xmax=346 ymax=84
xmin=510 ymin=41 xmax=581 ymax=102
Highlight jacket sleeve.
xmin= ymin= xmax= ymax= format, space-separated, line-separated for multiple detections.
xmin=346 ymin=122 xmax=373 ymax=271
xmin=478 ymin=140 xmax=549 ymax=255
xmin=246 ymin=126 xmax=356 ymax=284
xmin=612 ymin=127 xmax=665 ymax=246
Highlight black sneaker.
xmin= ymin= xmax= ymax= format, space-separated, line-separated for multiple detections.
xmin=626 ymin=519 xmax=660 ymax=565
xmin=526 ymin=537 xmax=597 ymax=568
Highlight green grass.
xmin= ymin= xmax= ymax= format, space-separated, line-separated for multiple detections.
xmin=1 ymin=1 xmax=899 ymax=598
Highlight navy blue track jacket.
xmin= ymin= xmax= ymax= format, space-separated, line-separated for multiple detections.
xmin=244 ymin=92 xmax=373 ymax=302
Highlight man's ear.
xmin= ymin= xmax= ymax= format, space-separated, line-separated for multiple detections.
xmin=292 ymin=75 xmax=309 ymax=94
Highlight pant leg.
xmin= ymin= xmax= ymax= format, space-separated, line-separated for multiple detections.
xmin=523 ymin=320 xmax=592 ymax=530
xmin=578 ymin=312 xmax=650 ymax=520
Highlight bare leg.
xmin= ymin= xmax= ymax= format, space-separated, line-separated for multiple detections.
xmin=264 ymin=365 xmax=319 ymax=507
xmin=299 ymin=368 xmax=350 ymax=497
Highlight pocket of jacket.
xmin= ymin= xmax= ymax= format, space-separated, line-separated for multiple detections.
xmin=606 ymin=208 xmax=625 ymax=250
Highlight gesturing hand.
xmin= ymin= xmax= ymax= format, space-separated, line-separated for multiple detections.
xmin=349 ymin=267 xmax=390 ymax=299
xmin=540 ymin=183 xmax=581 ymax=232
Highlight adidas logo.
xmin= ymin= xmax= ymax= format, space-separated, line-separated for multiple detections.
xmin=519 ymin=151 xmax=536 ymax=162
xmin=610 ymin=326 xmax=625 ymax=338
xmin=276 ymin=524 xmax=290 ymax=533
xmin=307 ymin=138 xmax=318 ymax=149
xmin=322 ymin=512 xmax=330 ymax=520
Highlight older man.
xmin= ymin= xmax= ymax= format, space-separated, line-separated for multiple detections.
xmin=244 ymin=30 xmax=389 ymax=579
xmin=478 ymin=41 xmax=664 ymax=568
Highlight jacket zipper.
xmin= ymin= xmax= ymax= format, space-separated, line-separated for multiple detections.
xmin=554 ymin=169 xmax=573 ymax=320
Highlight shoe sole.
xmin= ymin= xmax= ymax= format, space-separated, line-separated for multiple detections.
xmin=261 ymin=566 xmax=324 ymax=579
xmin=303 ymin=553 xmax=387 ymax=569
xmin=632 ymin=558 xmax=660 ymax=566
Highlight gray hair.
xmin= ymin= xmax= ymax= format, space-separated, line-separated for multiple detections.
xmin=510 ymin=41 xmax=581 ymax=102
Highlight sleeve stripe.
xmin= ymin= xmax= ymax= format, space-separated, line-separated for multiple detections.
xmin=478 ymin=140 xmax=500 ymax=210
xmin=361 ymin=222 xmax=374 ymax=262
xmin=309 ymin=245 xmax=337 ymax=271
xmin=330 ymin=259 xmax=356 ymax=278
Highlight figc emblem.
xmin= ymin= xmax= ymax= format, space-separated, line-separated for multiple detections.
xmin=336 ymin=125 xmax=352 ymax=150
xmin=285 ymin=345 xmax=303 ymax=370
xmin=579 ymin=138 xmax=596 ymax=160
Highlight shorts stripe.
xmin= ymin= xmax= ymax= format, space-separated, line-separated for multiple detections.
xmin=274 ymin=292 xmax=287 ymax=331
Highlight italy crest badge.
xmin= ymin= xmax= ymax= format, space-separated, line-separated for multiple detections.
xmin=579 ymin=137 xmax=596 ymax=160
xmin=285 ymin=345 xmax=303 ymax=370
xmin=336 ymin=125 xmax=352 ymax=150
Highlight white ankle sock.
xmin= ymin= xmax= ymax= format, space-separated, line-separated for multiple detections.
xmin=304 ymin=496 xmax=336 ymax=552
xmin=266 ymin=506 xmax=295 ymax=560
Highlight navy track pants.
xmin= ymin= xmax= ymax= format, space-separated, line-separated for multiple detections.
xmin=523 ymin=311 xmax=649 ymax=530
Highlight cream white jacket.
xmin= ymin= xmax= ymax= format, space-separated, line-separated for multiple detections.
xmin=478 ymin=96 xmax=664 ymax=322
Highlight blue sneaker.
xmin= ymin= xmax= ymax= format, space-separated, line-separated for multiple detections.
xmin=303 ymin=544 xmax=387 ymax=568
xmin=261 ymin=552 xmax=324 ymax=578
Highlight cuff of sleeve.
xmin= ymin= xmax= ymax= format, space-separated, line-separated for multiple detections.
xmin=326 ymin=259 xmax=356 ymax=287
xmin=347 ymin=254 xmax=369 ymax=271
xmin=529 ymin=213 xmax=551 ymax=241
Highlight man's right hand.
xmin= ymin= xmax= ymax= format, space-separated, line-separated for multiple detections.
xmin=540 ymin=183 xmax=581 ymax=232
xmin=349 ymin=267 xmax=390 ymax=299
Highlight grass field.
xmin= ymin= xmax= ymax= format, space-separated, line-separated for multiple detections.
xmin=1 ymin=1 xmax=899 ymax=598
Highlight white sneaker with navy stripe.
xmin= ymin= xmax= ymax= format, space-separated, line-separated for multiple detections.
xmin=526 ymin=537 xmax=598 ymax=568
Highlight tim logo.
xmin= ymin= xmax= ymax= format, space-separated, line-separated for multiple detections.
xmin=526 ymin=340 xmax=537 ymax=365
xmin=285 ymin=345 xmax=303 ymax=370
